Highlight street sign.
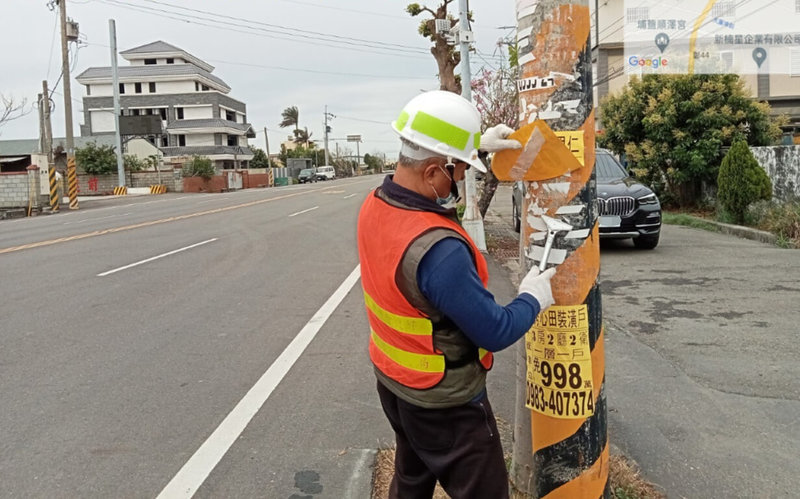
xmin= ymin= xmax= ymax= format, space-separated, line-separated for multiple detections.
xmin=346 ymin=135 xmax=361 ymax=142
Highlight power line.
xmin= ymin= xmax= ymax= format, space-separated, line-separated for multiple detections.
xmin=98 ymin=0 xmax=432 ymax=60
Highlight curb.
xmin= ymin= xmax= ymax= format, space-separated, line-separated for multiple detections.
xmin=670 ymin=215 xmax=777 ymax=245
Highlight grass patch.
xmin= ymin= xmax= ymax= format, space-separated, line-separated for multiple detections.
xmin=662 ymin=212 xmax=721 ymax=232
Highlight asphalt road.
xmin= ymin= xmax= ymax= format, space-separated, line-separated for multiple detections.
xmin=1 ymin=178 xmax=390 ymax=497
xmin=1 ymin=178 xmax=522 ymax=498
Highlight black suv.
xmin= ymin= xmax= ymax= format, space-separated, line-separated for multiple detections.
xmin=512 ymin=149 xmax=662 ymax=249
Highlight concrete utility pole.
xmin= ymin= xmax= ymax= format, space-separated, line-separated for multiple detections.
xmin=497 ymin=1 xmax=607 ymax=497
xmin=323 ymin=106 xmax=332 ymax=166
xmin=263 ymin=126 xmax=272 ymax=167
xmin=109 ymin=19 xmax=125 ymax=187
xmin=456 ymin=0 xmax=487 ymax=251
xmin=58 ymin=0 xmax=78 ymax=209
xmin=41 ymin=82 xmax=59 ymax=212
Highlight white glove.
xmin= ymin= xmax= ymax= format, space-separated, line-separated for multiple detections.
xmin=519 ymin=267 xmax=556 ymax=310
xmin=480 ymin=124 xmax=522 ymax=153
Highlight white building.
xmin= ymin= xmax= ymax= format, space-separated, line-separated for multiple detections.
xmin=76 ymin=40 xmax=255 ymax=169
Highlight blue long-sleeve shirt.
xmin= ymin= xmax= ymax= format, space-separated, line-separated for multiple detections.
xmin=417 ymin=237 xmax=541 ymax=352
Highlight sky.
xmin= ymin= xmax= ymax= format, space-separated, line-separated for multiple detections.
xmin=0 ymin=0 xmax=517 ymax=159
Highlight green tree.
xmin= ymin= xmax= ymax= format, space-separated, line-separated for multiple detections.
xmin=279 ymin=106 xmax=300 ymax=137
xmin=717 ymin=140 xmax=772 ymax=224
xmin=406 ymin=1 xmax=463 ymax=93
xmin=250 ymin=147 xmax=270 ymax=169
xmin=599 ymin=74 xmax=783 ymax=207
xmin=75 ymin=141 xmax=117 ymax=175
xmin=182 ymin=155 xmax=216 ymax=180
xmin=363 ymin=153 xmax=383 ymax=172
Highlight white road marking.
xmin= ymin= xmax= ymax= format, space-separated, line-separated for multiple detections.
xmin=345 ymin=449 xmax=375 ymax=499
xmin=343 ymin=194 xmax=357 ymax=199
xmin=288 ymin=206 xmax=319 ymax=217
xmin=156 ymin=265 xmax=362 ymax=499
xmin=96 ymin=238 xmax=218 ymax=277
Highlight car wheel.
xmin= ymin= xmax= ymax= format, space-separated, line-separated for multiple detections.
xmin=634 ymin=233 xmax=659 ymax=250
xmin=512 ymin=201 xmax=521 ymax=233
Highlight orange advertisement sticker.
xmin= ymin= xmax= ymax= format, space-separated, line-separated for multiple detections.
xmin=491 ymin=121 xmax=583 ymax=182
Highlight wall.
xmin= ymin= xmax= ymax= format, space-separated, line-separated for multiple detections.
xmin=154 ymin=81 xmax=196 ymax=94
xmin=186 ymin=133 xmax=215 ymax=146
xmin=751 ymin=145 xmax=800 ymax=201
xmin=0 ymin=172 xmax=30 ymax=208
xmin=183 ymin=105 xmax=213 ymax=119
xmin=74 ymin=170 xmax=181 ymax=195
xmin=182 ymin=175 xmax=227 ymax=193
xmin=90 ymin=110 xmax=116 ymax=133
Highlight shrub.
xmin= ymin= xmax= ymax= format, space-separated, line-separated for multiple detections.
xmin=182 ymin=155 xmax=216 ymax=180
xmin=758 ymin=201 xmax=800 ymax=248
xmin=124 ymin=154 xmax=145 ymax=172
xmin=75 ymin=142 xmax=117 ymax=175
xmin=717 ymin=140 xmax=772 ymax=224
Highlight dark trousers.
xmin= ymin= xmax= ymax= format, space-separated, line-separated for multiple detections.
xmin=377 ymin=381 xmax=509 ymax=499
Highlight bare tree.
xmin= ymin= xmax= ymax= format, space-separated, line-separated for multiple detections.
xmin=0 ymin=94 xmax=30 ymax=130
xmin=472 ymin=65 xmax=519 ymax=217
xmin=406 ymin=1 xmax=461 ymax=93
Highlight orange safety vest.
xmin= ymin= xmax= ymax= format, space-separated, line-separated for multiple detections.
xmin=357 ymin=190 xmax=493 ymax=390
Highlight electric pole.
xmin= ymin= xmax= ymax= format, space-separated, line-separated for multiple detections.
xmin=495 ymin=1 xmax=607 ymax=496
xmin=110 ymin=19 xmax=125 ymax=187
xmin=58 ymin=0 xmax=79 ymax=209
xmin=456 ymin=0 xmax=487 ymax=251
xmin=264 ymin=126 xmax=271 ymax=167
xmin=323 ymin=106 xmax=334 ymax=166
xmin=41 ymin=81 xmax=59 ymax=212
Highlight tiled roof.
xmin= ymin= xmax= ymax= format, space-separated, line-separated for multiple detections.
xmin=167 ymin=119 xmax=253 ymax=132
xmin=120 ymin=41 xmax=185 ymax=55
xmin=76 ymin=64 xmax=230 ymax=91
xmin=160 ymin=146 xmax=253 ymax=158
xmin=0 ymin=136 xmax=116 ymax=156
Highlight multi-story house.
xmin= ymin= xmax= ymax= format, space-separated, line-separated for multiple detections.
xmin=591 ymin=0 xmax=800 ymax=142
xmin=76 ymin=40 xmax=255 ymax=169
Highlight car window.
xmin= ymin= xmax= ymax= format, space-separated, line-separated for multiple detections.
xmin=595 ymin=153 xmax=628 ymax=181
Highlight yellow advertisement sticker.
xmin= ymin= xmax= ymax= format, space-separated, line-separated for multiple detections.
xmin=490 ymin=121 xmax=584 ymax=181
xmin=554 ymin=131 xmax=585 ymax=166
xmin=525 ymin=304 xmax=595 ymax=419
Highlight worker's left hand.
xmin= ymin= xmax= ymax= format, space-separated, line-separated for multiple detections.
xmin=480 ymin=124 xmax=521 ymax=153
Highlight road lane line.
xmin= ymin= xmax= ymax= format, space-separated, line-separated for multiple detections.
xmin=156 ymin=265 xmax=362 ymax=499
xmin=0 ymin=189 xmax=323 ymax=255
xmin=63 ymin=213 xmax=131 ymax=225
xmin=97 ymin=239 xmax=218 ymax=277
xmin=288 ymin=206 xmax=319 ymax=217
xmin=343 ymin=194 xmax=357 ymax=199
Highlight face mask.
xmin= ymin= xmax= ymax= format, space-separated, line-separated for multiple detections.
xmin=431 ymin=164 xmax=458 ymax=207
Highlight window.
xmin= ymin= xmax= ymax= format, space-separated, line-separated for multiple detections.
xmin=132 ymin=109 xmax=140 ymax=116
xmin=176 ymin=107 xmax=184 ymax=119
xmin=626 ymin=7 xmax=648 ymax=23
xmin=796 ymin=0 xmax=800 ymax=13
xmin=791 ymin=48 xmax=800 ymax=77
xmin=159 ymin=108 xmax=167 ymax=120
xmin=149 ymin=82 xmax=156 ymax=93
xmin=134 ymin=82 xmax=142 ymax=94
xmin=144 ymin=58 xmax=157 ymax=65
xmin=178 ymin=135 xmax=186 ymax=147
xmin=119 ymin=83 xmax=125 ymax=94
xmin=225 ymin=110 xmax=235 ymax=121
xmin=227 ymin=135 xmax=238 ymax=146
xmin=195 ymin=82 xmax=200 ymax=91
xmin=201 ymin=84 xmax=209 ymax=91
xmin=719 ymin=51 xmax=734 ymax=71
xmin=166 ymin=58 xmax=174 ymax=64
xmin=86 ymin=86 xmax=91 ymax=96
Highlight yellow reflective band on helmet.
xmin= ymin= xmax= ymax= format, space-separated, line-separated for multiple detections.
xmin=371 ymin=330 xmax=445 ymax=373
xmin=473 ymin=132 xmax=481 ymax=150
xmin=396 ymin=111 xmax=410 ymax=131
xmin=411 ymin=111 xmax=471 ymax=151
xmin=364 ymin=292 xmax=432 ymax=335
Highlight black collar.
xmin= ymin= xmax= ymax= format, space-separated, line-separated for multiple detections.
xmin=379 ymin=175 xmax=457 ymax=218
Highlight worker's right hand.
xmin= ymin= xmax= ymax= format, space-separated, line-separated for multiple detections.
xmin=518 ymin=266 xmax=556 ymax=311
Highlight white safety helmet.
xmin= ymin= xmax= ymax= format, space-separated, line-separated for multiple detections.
xmin=391 ymin=90 xmax=486 ymax=172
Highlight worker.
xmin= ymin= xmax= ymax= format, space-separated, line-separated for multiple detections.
xmin=356 ymin=90 xmax=557 ymax=498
